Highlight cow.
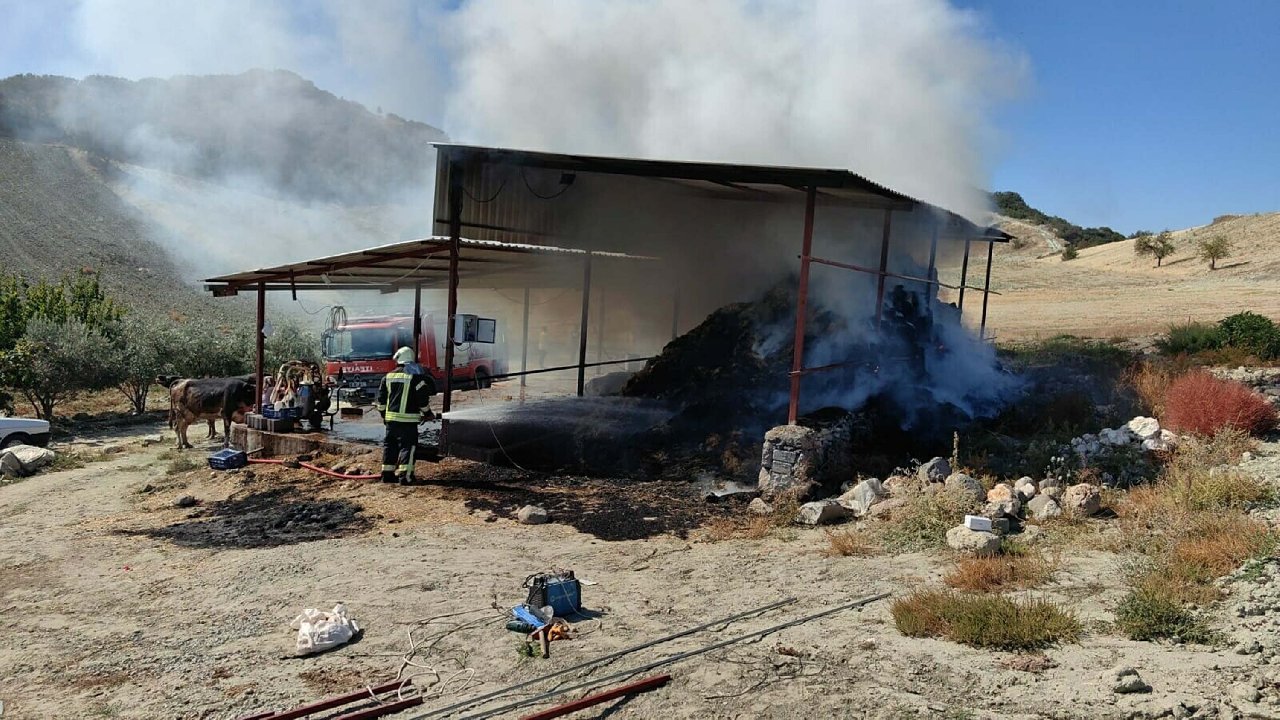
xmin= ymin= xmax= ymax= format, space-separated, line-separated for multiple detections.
xmin=160 ymin=374 xmax=258 ymax=442
xmin=166 ymin=376 xmax=257 ymax=450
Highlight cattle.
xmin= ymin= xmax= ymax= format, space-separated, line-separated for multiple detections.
xmin=167 ymin=376 xmax=257 ymax=450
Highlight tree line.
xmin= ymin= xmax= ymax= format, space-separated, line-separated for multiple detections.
xmin=0 ymin=272 xmax=319 ymax=419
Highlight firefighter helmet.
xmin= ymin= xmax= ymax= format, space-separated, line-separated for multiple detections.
xmin=393 ymin=346 xmax=416 ymax=365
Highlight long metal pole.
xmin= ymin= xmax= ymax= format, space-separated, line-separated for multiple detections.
xmin=787 ymin=187 xmax=817 ymax=425
xmin=576 ymin=253 xmax=592 ymax=397
xmin=407 ymin=598 xmax=797 ymax=720
xmin=458 ymin=593 xmax=890 ymax=720
xmin=254 ymin=281 xmax=265 ymax=413
xmin=519 ymin=286 xmax=530 ymax=388
xmin=957 ymin=238 xmax=972 ymax=312
xmin=926 ymin=221 xmax=939 ymax=288
xmin=873 ymin=207 xmax=893 ymax=328
xmin=412 ymin=282 xmax=422 ymax=357
xmin=670 ymin=283 xmax=680 ymax=341
xmin=980 ymin=239 xmax=995 ymax=340
xmin=442 ymin=159 xmax=463 ymax=417
xmin=595 ymin=286 xmax=606 ymax=375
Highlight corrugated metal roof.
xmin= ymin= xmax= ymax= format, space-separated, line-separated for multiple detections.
xmin=203 ymin=236 xmax=657 ymax=294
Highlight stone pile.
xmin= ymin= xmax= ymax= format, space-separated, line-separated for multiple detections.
xmin=758 ymin=412 xmax=856 ymax=500
xmin=1213 ymin=367 xmax=1280 ymax=408
xmin=0 ymin=444 xmax=56 ymax=480
xmin=1070 ymin=415 xmax=1179 ymax=460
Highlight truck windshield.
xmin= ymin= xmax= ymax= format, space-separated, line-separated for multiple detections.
xmin=323 ymin=328 xmax=396 ymax=361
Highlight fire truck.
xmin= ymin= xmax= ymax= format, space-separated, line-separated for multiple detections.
xmin=322 ymin=312 xmax=505 ymax=404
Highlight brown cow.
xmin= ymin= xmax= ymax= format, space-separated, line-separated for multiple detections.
xmin=167 ymin=377 xmax=257 ymax=450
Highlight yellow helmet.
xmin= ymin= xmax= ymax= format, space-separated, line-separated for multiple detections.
xmin=393 ymin=346 xmax=416 ymax=365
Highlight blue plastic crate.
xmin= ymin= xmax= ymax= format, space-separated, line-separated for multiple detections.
xmin=262 ymin=406 xmax=302 ymax=420
xmin=208 ymin=448 xmax=247 ymax=470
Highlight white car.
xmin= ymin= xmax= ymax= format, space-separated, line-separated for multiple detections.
xmin=0 ymin=417 xmax=51 ymax=449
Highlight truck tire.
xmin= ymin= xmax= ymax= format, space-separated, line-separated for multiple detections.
xmin=474 ymin=368 xmax=492 ymax=389
xmin=1 ymin=432 xmax=31 ymax=450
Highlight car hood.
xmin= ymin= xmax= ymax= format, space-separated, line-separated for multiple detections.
xmin=0 ymin=418 xmax=50 ymax=432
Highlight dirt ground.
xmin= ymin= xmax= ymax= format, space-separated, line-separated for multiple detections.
xmin=2 ymin=422 xmax=1279 ymax=720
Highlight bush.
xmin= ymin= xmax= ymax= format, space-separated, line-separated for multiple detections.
xmin=1125 ymin=362 xmax=1178 ymax=416
xmin=1218 ymin=312 xmax=1280 ymax=360
xmin=943 ymin=546 xmax=1054 ymax=593
xmin=1114 ymin=586 xmax=1212 ymax=643
xmin=1156 ymin=322 xmax=1223 ymax=356
xmin=1060 ymin=246 xmax=1079 ymax=261
xmin=1 ymin=318 xmax=121 ymax=419
xmin=892 ymin=590 xmax=1080 ymax=650
xmin=1163 ymin=371 xmax=1278 ymax=436
xmin=877 ymin=490 xmax=978 ymax=551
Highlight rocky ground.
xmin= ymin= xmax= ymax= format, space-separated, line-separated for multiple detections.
xmin=0 ymin=420 xmax=1278 ymax=719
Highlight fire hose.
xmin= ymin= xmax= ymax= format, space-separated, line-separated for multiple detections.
xmin=248 ymin=458 xmax=381 ymax=481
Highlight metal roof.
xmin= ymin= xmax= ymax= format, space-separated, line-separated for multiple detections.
xmin=203 ymin=236 xmax=656 ymax=295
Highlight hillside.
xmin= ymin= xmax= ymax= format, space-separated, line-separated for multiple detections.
xmin=946 ymin=211 xmax=1280 ymax=339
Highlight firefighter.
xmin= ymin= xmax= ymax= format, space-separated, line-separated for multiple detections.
xmin=376 ymin=346 xmax=432 ymax=484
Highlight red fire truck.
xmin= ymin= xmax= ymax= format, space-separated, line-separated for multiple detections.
xmin=322 ymin=312 xmax=505 ymax=404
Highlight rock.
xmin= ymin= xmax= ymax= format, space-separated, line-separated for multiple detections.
xmin=174 ymin=495 xmax=198 ymax=508
xmin=1143 ymin=436 xmax=1171 ymax=452
xmin=918 ymin=457 xmax=951 ymax=484
xmin=944 ymin=472 xmax=985 ymax=503
xmin=1027 ymin=495 xmax=1063 ymax=520
xmin=1016 ymin=481 xmax=1038 ymax=501
xmin=837 ymin=478 xmax=887 ymax=517
xmin=516 ymin=505 xmax=550 ymax=525
xmin=1235 ymin=641 xmax=1264 ymax=656
xmin=1112 ymin=667 xmax=1152 ymax=694
xmin=866 ymin=496 xmax=906 ymax=519
xmin=884 ymin=475 xmax=916 ymax=497
xmin=1039 ymin=476 xmax=1060 ymax=490
xmin=1019 ymin=524 xmax=1045 ymax=544
xmin=1126 ymin=416 xmax=1162 ymax=440
xmin=140 ymin=484 xmax=156 ymax=493
xmin=0 ymin=444 xmax=55 ymax=475
xmin=991 ymin=518 xmax=1011 ymax=535
xmin=1242 ymin=451 xmax=1255 ymax=462
xmin=987 ymin=483 xmax=1017 ymax=503
xmin=1063 ymin=483 xmax=1102 ymax=517
xmin=747 ymin=498 xmax=774 ymax=516
xmin=1229 ymin=683 xmax=1261 ymax=704
xmin=1100 ymin=427 xmax=1136 ymax=446
xmin=945 ymin=525 xmax=1001 ymax=556
xmin=1042 ymin=486 xmax=1063 ymax=501
xmin=983 ymin=499 xmax=1021 ymax=520
xmin=795 ymin=500 xmax=849 ymax=526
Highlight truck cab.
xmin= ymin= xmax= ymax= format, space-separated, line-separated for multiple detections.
xmin=322 ymin=313 xmax=506 ymax=404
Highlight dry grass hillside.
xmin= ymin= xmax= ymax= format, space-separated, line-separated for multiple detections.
xmin=941 ymin=212 xmax=1280 ymax=340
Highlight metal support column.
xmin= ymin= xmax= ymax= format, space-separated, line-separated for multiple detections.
xmin=519 ymin=286 xmax=531 ymax=388
xmin=670 ymin=284 xmax=681 ymax=341
xmin=787 ymin=187 xmax=818 ymax=425
xmin=442 ymin=159 xmax=463 ymax=416
xmin=254 ymin=281 xmax=265 ymax=413
xmin=926 ymin=221 xmax=939 ymax=287
xmin=412 ymin=282 xmax=422 ymax=356
xmin=577 ymin=253 xmax=593 ymax=397
xmin=957 ymin=238 xmax=972 ymax=312
xmin=595 ymin=287 xmax=605 ymax=375
xmin=979 ymin=239 xmax=995 ymax=339
xmin=873 ymin=208 xmax=893 ymax=328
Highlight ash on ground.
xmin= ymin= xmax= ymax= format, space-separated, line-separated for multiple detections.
xmin=137 ymin=487 xmax=371 ymax=549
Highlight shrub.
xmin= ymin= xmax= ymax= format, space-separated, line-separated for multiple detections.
xmin=1114 ymin=586 xmax=1212 ymax=643
xmin=892 ymin=590 xmax=1080 ymax=650
xmin=943 ymin=548 xmax=1054 ymax=593
xmin=1060 ymin=246 xmax=1079 ymax=261
xmin=1218 ymin=311 xmax=1280 ymax=360
xmin=823 ymin=528 xmax=878 ymax=557
xmin=1156 ymin=322 xmax=1223 ymax=356
xmin=877 ymin=490 xmax=978 ymax=551
xmin=1163 ymin=371 xmax=1277 ymax=436
xmin=1125 ymin=362 xmax=1178 ymax=416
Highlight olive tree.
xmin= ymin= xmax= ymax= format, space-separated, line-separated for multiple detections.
xmin=1197 ymin=235 xmax=1233 ymax=270
xmin=1135 ymin=231 xmax=1175 ymax=268
xmin=2 ymin=318 xmax=121 ymax=419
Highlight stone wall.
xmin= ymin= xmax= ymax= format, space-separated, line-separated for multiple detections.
xmin=757 ymin=410 xmax=858 ymax=500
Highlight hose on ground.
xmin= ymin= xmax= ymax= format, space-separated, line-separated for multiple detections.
xmin=248 ymin=457 xmax=380 ymax=481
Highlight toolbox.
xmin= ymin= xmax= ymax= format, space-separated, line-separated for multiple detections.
xmin=524 ymin=571 xmax=583 ymax=617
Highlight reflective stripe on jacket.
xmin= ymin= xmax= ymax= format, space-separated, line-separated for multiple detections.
xmin=377 ymin=370 xmax=430 ymax=423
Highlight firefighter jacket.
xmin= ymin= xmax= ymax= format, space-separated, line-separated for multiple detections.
xmin=377 ymin=369 xmax=432 ymax=423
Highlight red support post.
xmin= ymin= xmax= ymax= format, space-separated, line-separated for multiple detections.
xmin=577 ymin=252 xmax=593 ymax=397
xmin=517 ymin=674 xmax=672 ymax=720
xmin=520 ymin=286 xmax=531 ymax=388
xmin=873 ymin=207 xmax=893 ymax=328
xmin=254 ymin=281 xmax=265 ymax=413
xmin=980 ymin=238 xmax=995 ymax=339
xmin=442 ymin=159 xmax=463 ymax=417
xmin=787 ymin=187 xmax=818 ymax=425
xmin=412 ymin=281 xmax=422 ymax=356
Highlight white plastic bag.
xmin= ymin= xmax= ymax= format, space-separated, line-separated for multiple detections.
xmin=291 ymin=603 xmax=359 ymax=655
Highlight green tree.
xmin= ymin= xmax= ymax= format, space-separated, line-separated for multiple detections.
xmin=169 ymin=319 xmax=252 ymax=378
xmin=1135 ymin=231 xmax=1176 ymax=267
xmin=1060 ymin=246 xmax=1079 ymax=261
xmin=105 ymin=315 xmax=177 ymax=414
xmin=265 ymin=320 xmax=321 ymax=371
xmin=1197 ymin=235 xmax=1233 ymax=270
xmin=2 ymin=318 xmax=121 ymax=419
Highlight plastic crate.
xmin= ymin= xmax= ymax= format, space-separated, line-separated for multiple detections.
xmin=262 ymin=406 xmax=302 ymax=420
xmin=208 ymin=448 xmax=247 ymax=470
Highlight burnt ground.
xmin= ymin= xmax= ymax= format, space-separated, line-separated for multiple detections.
xmin=132 ymin=487 xmax=371 ymax=549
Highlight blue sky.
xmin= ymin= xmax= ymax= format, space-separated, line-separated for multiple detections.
xmin=1 ymin=1 xmax=1276 ymax=233
xmin=960 ymin=0 xmax=1280 ymax=232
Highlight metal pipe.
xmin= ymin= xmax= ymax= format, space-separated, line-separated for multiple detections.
xmin=412 ymin=282 xmax=422 ymax=358
xmin=330 ymin=696 xmax=424 ymax=720
xmin=517 ymin=675 xmax=671 ymax=720
xmin=520 ymin=286 xmax=531 ymax=388
xmin=255 ymin=282 xmax=265 ymax=414
xmin=957 ymin=238 xmax=972 ymax=312
xmin=470 ymin=356 xmax=654 ymax=384
xmin=443 ymin=159 xmax=463 ymax=418
xmin=457 ymin=593 xmax=890 ymax=720
xmin=576 ymin=252 xmax=592 ymax=397
xmin=980 ymin=238 xmax=995 ymax=339
xmin=595 ymin=286 xmax=606 ymax=375
xmin=236 ymin=679 xmax=407 ymax=720
xmin=873 ymin=208 xmax=893 ymax=328
xmin=804 ymin=256 xmax=997 ymax=294
xmin=787 ymin=187 xmax=817 ymax=425
xmin=406 ymin=597 xmax=797 ymax=720
xmin=926 ymin=220 xmax=939 ymax=283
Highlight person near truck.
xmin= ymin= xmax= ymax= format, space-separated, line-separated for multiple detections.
xmin=376 ymin=346 xmax=433 ymax=484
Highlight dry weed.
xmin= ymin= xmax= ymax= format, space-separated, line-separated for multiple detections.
xmin=700 ymin=494 xmax=800 ymax=542
xmin=892 ymin=590 xmax=1080 ymax=650
xmin=823 ymin=527 xmax=878 ymax=557
xmin=1125 ymin=362 xmax=1179 ymax=417
xmin=944 ymin=550 xmax=1055 ymax=593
